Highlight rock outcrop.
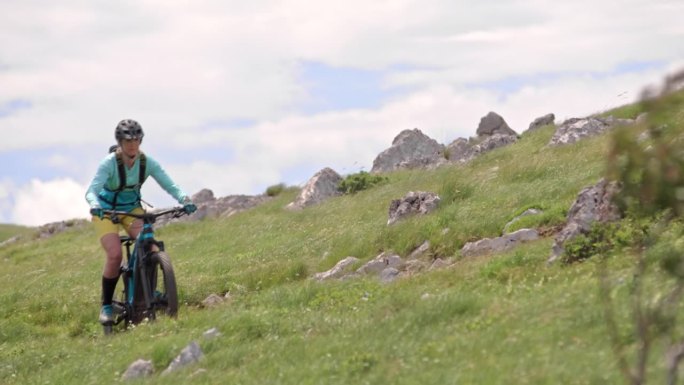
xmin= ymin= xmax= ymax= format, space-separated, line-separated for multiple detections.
xmin=548 ymin=179 xmax=622 ymax=263
xmin=461 ymin=228 xmax=540 ymax=257
xmin=371 ymin=129 xmax=446 ymax=173
xmin=527 ymin=113 xmax=555 ymax=132
xmin=548 ymin=116 xmax=634 ymax=146
xmin=476 ymin=111 xmax=517 ymax=137
xmin=447 ymin=134 xmax=518 ymax=164
xmin=286 ymin=167 xmax=343 ymax=210
xmin=156 ymin=190 xmax=271 ymax=227
xmin=387 ymin=191 xmax=441 ymax=225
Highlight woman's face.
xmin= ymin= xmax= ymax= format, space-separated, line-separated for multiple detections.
xmin=120 ymin=138 xmax=140 ymax=159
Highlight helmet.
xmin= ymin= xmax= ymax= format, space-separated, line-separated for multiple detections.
xmin=115 ymin=119 xmax=144 ymax=143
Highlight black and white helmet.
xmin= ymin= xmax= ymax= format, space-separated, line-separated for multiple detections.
xmin=115 ymin=119 xmax=144 ymax=143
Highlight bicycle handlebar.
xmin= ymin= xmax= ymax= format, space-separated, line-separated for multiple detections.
xmin=100 ymin=207 xmax=188 ymax=222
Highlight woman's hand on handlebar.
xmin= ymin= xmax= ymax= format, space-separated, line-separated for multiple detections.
xmin=90 ymin=208 xmax=105 ymax=219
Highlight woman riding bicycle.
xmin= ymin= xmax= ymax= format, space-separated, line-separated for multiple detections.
xmin=85 ymin=119 xmax=197 ymax=325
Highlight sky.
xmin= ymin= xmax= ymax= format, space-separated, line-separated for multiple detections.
xmin=1 ymin=0 xmax=683 ymax=226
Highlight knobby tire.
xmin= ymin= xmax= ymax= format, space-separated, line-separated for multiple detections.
xmin=135 ymin=251 xmax=178 ymax=321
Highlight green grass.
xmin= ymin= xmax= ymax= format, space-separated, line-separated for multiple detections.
xmin=0 ymin=224 xmax=34 ymax=243
xmin=1 ymin=94 xmax=683 ymax=384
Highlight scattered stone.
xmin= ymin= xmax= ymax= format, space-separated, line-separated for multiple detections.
xmin=313 ymin=257 xmax=360 ymax=281
xmin=201 ymin=294 xmax=224 ymax=308
xmin=387 ymin=191 xmax=441 ymax=225
xmin=190 ymin=368 xmax=208 ymax=378
xmin=162 ymin=341 xmax=204 ymax=376
xmin=371 ymin=129 xmax=446 ymax=173
xmin=461 ymin=229 xmax=540 ymax=257
xmin=203 ymin=328 xmax=222 ymax=339
xmin=122 ymin=359 xmax=154 ymax=381
xmin=286 ymin=167 xmax=343 ymax=210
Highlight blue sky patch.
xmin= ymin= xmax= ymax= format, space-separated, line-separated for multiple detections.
xmin=468 ymin=60 xmax=667 ymax=97
xmin=297 ymin=61 xmax=397 ymax=114
xmin=0 ymin=99 xmax=31 ymax=118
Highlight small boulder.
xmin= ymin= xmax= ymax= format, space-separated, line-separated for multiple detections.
xmin=356 ymin=252 xmax=403 ymax=275
xmin=122 ymin=359 xmax=154 ymax=381
xmin=527 ymin=113 xmax=555 ymax=132
xmin=388 ymin=191 xmax=441 ymax=225
xmin=476 ymin=112 xmax=517 ymax=137
xmin=313 ymin=257 xmax=360 ymax=281
xmin=162 ymin=341 xmax=204 ymax=376
xmin=548 ymin=179 xmax=621 ymax=263
xmin=201 ymin=294 xmax=224 ymax=308
xmin=461 ymin=229 xmax=539 ymax=257
xmin=286 ymin=167 xmax=343 ymax=210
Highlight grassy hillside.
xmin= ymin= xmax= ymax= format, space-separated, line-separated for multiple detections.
xmin=0 ymin=224 xmax=33 ymax=243
xmin=2 ymin=94 xmax=682 ymax=384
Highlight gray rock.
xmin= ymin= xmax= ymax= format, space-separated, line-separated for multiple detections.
xmin=122 ymin=359 xmax=154 ymax=381
xmin=429 ymin=258 xmax=453 ymax=270
xmin=313 ymin=256 xmax=360 ymax=281
xmin=503 ymin=208 xmax=543 ymax=234
xmin=548 ymin=116 xmax=634 ymax=146
xmin=191 ymin=188 xmax=215 ymax=205
xmin=201 ymin=294 xmax=224 ymax=308
xmin=162 ymin=341 xmax=204 ymax=376
xmin=356 ymin=252 xmax=403 ymax=275
xmin=156 ymin=193 xmax=271 ymax=226
xmin=379 ymin=267 xmax=400 ymax=283
xmin=527 ymin=113 xmax=555 ymax=132
xmin=461 ymin=228 xmax=539 ymax=257
xmin=476 ymin=112 xmax=517 ymax=137
xmin=548 ymin=179 xmax=621 ymax=264
xmin=286 ymin=167 xmax=343 ymax=210
xmin=388 ymin=191 xmax=441 ymax=225
xmin=447 ymin=134 xmax=517 ymax=164
xmin=203 ymin=328 xmax=222 ymax=339
xmin=371 ymin=129 xmax=446 ymax=174
xmin=407 ymin=241 xmax=430 ymax=260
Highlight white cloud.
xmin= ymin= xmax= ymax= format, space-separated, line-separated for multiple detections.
xmin=11 ymin=179 xmax=90 ymax=226
xmin=1 ymin=0 xmax=683 ymax=225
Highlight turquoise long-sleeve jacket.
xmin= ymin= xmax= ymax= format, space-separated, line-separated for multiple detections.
xmin=85 ymin=152 xmax=188 ymax=212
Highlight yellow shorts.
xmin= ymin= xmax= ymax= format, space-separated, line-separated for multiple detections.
xmin=92 ymin=208 xmax=145 ymax=239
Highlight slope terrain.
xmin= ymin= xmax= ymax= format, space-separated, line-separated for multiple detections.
xmin=1 ymin=92 xmax=681 ymax=384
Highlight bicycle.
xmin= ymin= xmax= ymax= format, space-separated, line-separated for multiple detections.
xmin=100 ymin=207 xmax=188 ymax=335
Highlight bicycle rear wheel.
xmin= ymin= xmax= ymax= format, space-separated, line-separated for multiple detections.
xmin=135 ymin=251 xmax=178 ymax=321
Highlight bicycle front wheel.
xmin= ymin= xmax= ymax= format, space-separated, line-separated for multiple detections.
xmin=136 ymin=251 xmax=179 ymax=320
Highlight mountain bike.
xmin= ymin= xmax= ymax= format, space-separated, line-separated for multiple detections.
xmin=101 ymin=207 xmax=188 ymax=335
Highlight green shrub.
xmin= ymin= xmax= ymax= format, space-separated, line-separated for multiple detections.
xmin=265 ymin=183 xmax=287 ymax=197
xmin=562 ymin=219 xmax=647 ymax=264
xmin=338 ymin=171 xmax=388 ymax=195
